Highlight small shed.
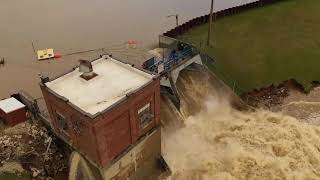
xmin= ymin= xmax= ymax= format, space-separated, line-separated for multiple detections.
xmin=0 ymin=97 xmax=26 ymax=126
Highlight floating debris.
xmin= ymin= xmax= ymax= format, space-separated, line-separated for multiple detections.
xmin=0 ymin=58 xmax=5 ymax=66
xmin=37 ymin=49 xmax=54 ymax=60
xmin=127 ymin=40 xmax=137 ymax=49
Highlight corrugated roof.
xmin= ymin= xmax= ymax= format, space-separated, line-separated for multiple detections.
xmin=0 ymin=97 xmax=25 ymax=114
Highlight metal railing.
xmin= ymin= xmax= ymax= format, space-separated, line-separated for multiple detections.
xmin=164 ymin=46 xmax=194 ymax=70
xmin=143 ymin=36 xmax=200 ymax=74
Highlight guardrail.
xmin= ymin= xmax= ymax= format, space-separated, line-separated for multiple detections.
xmin=143 ymin=40 xmax=199 ymax=73
xmin=164 ymin=46 xmax=194 ymax=70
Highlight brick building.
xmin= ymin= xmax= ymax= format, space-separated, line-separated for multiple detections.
xmin=0 ymin=97 xmax=26 ymax=126
xmin=40 ymin=55 xmax=161 ymax=179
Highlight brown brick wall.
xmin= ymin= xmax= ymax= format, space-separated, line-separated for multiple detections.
xmin=93 ymin=78 xmax=161 ymax=167
xmin=40 ymin=84 xmax=100 ymax=165
xmin=40 ymin=77 xmax=161 ymax=167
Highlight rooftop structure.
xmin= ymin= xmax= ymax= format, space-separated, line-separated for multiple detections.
xmin=0 ymin=97 xmax=25 ymax=114
xmin=0 ymin=97 xmax=26 ymax=126
xmin=40 ymin=55 xmax=161 ymax=172
xmin=45 ymin=55 xmax=154 ymax=116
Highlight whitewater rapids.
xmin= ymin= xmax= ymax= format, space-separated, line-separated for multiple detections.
xmin=161 ymin=68 xmax=320 ymax=180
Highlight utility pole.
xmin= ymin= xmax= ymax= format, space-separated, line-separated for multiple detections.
xmin=175 ymin=14 xmax=179 ymax=27
xmin=167 ymin=14 xmax=179 ymax=28
xmin=207 ymin=0 xmax=214 ymax=46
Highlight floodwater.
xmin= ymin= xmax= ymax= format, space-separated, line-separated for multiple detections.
xmin=162 ymin=69 xmax=320 ymax=180
xmin=0 ymin=0 xmax=258 ymax=98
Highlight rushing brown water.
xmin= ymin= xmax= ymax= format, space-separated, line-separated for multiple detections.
xmin=162 ymin=69 xmax=320 ymax=180
xmin=0 ymin=0 xmax=259 ymax=98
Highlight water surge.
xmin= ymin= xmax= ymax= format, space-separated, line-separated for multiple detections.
xmin=162 ymin=68 xmax=320 ymax=180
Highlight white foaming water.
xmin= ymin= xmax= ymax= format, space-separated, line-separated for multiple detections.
xmin=163 ymin=95 xmax=320 ymax=179
xmin=162 ymin=70 xmax=320 ymax=180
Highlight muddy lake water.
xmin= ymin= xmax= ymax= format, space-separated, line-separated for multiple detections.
xmin=0 ymin=0 xmax=257 ymax=98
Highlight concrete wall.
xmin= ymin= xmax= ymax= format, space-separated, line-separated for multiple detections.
xmin=101 ymin=128 xmax=161 ymax=180
xmin=69 ymin=128 xmax=162 ymax=180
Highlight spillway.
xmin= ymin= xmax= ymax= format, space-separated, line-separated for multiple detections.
xmin=161 ymin=66 xmax=320 ymax=180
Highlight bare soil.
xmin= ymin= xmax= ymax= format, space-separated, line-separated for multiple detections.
xmin=242 ymin=79 xmax=320 ymax=125
xmin=0 ymin=121 xmax=70 ymax=179
xmin=241 ymin=79 xmax=303 ymax=109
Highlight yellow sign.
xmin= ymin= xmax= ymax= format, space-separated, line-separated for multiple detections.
xmin=37 ymin=48 xmax=54 ymax=60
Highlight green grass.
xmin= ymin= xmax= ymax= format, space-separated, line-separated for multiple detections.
xmin=0 ymin=172 xmax=30 ymax=180
xmin=179 ymin=0 xmax=320 ymax=93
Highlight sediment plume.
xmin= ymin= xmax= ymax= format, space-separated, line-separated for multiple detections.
xmin=163 ymin=95 xmax=320 ymax=179
xmin=282 ymin=101 xmax=320 ymax=126
xmin=162 ymin=68 xmax=320 ymax=180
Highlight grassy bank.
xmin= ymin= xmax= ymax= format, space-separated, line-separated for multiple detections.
xmin=0 ymin=172 xmax=30 ymax=180
xmin=179 ymin=0 xmax=320 ymax=93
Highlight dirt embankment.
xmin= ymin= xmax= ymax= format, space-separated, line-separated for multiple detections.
xmin=241 ymin=79 xmax=320 ymax=125
xmin=0 ymin=121 xmax=70 ymax=179
xmin=240 ymin=79 xmax=305 ymax=109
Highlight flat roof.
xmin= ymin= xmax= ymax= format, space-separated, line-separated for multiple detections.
xmin=45 ymin=56 xmax=154 ymax=116
xmin=0 ymin=97 xmax=25 ymax=114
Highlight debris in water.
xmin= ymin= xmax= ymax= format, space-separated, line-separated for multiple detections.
xmin=0 ymin=57 xmax=4 ymax=66
xmin=37 ymin=48 xmax=55 ymax=60
xmin=127 ymin=40 xmax=137 ymax=49
xmin=54 ymin=53 xmax=62 ymax=59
